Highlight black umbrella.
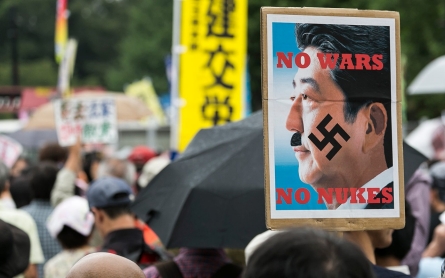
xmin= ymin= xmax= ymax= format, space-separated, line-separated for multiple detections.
xmin=403 ymin=141 xmax=428 ymax=183
xmin=131 ymin=111 xmax=266 ymax=249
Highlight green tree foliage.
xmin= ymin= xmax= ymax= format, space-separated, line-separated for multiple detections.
xmin=69 ymin=0 xmax=134 ymax=88
xmin=0 ymin=0 xmax=57 ymax=86
xmin=105 ymin=0 xmax=173 ymax=94
xmin=0 ymin=0 xmax=133 ymax=88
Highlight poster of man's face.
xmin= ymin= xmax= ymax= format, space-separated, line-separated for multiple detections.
xmin=263 ymin=9 xmax=403 ymax=229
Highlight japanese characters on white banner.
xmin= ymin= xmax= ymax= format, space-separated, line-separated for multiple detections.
xmin=54 ymin=98 xmax=118 ymax=146
xmin=0 ymin=135 xmax=23 ymax=168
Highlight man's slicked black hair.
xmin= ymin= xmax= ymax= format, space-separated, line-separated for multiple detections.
xmin=295 ymin=24 xmax=392 ymax=167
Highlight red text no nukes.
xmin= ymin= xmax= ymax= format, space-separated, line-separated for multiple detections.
xmin=276 ymin=187 xmax=393 ymax=205
xmin=276 ymin=52 xmax=384 ymax=70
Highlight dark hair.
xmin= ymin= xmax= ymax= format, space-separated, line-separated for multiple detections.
xmin=10 ymin=156 xmax=32 ymax=178
xmin=38 ymin=143 xmax=68 ymax=163
xmin=57 ymin=225 xmax=90 ymax=249
xmin=29 ymin=162 xmax=59 ymax=200
xmin=101 ymin=205 xmax=132 ymax=220
xmin=243 ymin=227 xmax=375 ymax=278
xmin=82 ymin=151 xmax=103 ymax=183
xmin=10 ymin=176 xmax=32 ymax=208
xmin=295 ymin=24 xmax=392 ymax=167
xmin=375 ymin=201 xmax=416 ymax=260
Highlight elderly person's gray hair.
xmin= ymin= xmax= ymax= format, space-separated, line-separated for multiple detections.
xmin=96 ymin=158 xmax=136 ymax=187
xmin=0 ymin=161 xmax=10 ymax=192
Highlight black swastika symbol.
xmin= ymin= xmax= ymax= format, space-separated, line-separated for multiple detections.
xmin=308 ymin=114 xmax=350 ymax=161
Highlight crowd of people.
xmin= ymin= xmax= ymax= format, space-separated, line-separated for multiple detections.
xmin=1 ymin=138 xmax=445 ymax=278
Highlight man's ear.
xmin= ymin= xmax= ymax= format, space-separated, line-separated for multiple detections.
xmin=92 ymin=208 xmax=104 ymax=223
xmin=363 ymin=102 xmax=387 ymax=153
xmin=4 ymin=180 xmax=10 ymax=192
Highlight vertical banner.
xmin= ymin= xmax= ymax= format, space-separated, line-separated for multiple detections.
xmin=262 ymin=8 xmax=403 ymax=231
xmin=57 ymin=39 xmax=78 ymax=98
xmin=175 ymin=0 xmax=248 ymax=152
xmin=54 ymin=98 xmax=118 ymax=147
xmin=125 ymin=78 xmax=166 ymax=125
xmin=55 ymin=0 xmax=68 ymax=63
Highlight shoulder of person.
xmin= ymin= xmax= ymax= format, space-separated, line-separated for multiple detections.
xmin=4 ymin=209 xmax=35 ymax=225
xmin=371 ymin=264 xmax=411 ymax=278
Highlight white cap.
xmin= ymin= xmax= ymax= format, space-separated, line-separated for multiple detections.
xmin=47 ymin=196 xmax=95 ymax=238
xmin=138 ymin=156 xmax=170 ymax=188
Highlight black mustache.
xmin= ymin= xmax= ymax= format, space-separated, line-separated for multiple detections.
xmin=290 ymin=132 xmax=302 ymax=147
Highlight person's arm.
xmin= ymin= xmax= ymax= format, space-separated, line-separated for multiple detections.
xmin=400 ymin=173 xmax=431 ymax=276
xmin=24 ymin=264 xmax=37 ymax=278
xmin=50 ymin=139 xmax=82 ymax=207
xmin=422 ymin=224 xmax=445 ymax=258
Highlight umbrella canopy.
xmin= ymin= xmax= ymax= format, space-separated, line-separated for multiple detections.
xmin=8 ymin=129 xmax=58 ymax=149
xmin=405 ymin=118 xmax=443 ymax=160
xmin=131 ymin=111 xmax=266 ymax=249
xmin=403 ymin=141 xmax=427 ymax=183
xmin=24 ymin=91 xmax=152 ymax=130
xmin=408 ymin=56 xmax=445 ymax=95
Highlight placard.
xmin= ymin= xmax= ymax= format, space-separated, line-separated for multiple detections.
xmin=0 ymin=135 xmax=23 ymax=168
xmin=54 ymin=98 xmax=118 ymax=146
xmin=262 ymin=7 xmax=403 ymax=230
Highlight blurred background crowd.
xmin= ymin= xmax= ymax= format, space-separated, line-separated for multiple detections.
xmin=2 ymin=116 xmax=445 ymax=278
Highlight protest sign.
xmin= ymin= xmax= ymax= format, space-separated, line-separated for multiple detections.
xmin=54 ymin=98 xmax=118 ymax=146
xmin=0 ymin=135 xmax=23 ymax=168
xmin=262 ymin=7 xmax=403 ymax=230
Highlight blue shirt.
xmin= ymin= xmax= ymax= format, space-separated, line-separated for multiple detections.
xmin=22 ymin=200 xmax=62 ymax=278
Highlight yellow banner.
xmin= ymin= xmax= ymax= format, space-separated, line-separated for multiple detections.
xmin=178 ymin=0 xmax=247 ymax=151
xmin=125 ymin=78 xmax=166 ymax=125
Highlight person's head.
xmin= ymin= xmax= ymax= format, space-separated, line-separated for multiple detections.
xmin=29 ymin=161 xmax=59 ymax=201
xmin=375 ymin=201 xmax=416 ymax=263
xmin=86 ymin=177 xmax=134 ymax=237
xmin=10 ymin=156 xmax=31 ymax=180
xmin=9 ymin=176 xmax=32 ymax=208
xmin=38 ymin=142 xmax=68 ymax=165
xmin=96 ymin=158 xmax=136 ymax=187
xmin=128 ymin=146 xmax=157 ymax=173
xmin=243 ymin=227 xmax=375 ymax=278
xmin=0 ymin=161 xmax=10 ymax=194
xmin=82 ymin=151 xmax=103 ymax=183
xmin=0 ymin=220 xmax=30 ymax=277
xmin=286 ymin=24 xmax=392 ymax=190
xmin=66 ymin=252 xmax=145 ymax=278
xmin=137 ymin=156 xmax=170 ymax=189
xmin=47 ymin=196 xmax=95 ymax=250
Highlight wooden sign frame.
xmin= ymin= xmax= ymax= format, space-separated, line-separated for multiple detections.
xmin=262 ymin=7 xmax=404 ymax=231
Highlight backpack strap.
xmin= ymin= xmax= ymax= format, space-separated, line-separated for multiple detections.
xmin=155 ymin=261 xmax=184 ymax=278
xmin=212 ymin=263 xmax=243 ymax=278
